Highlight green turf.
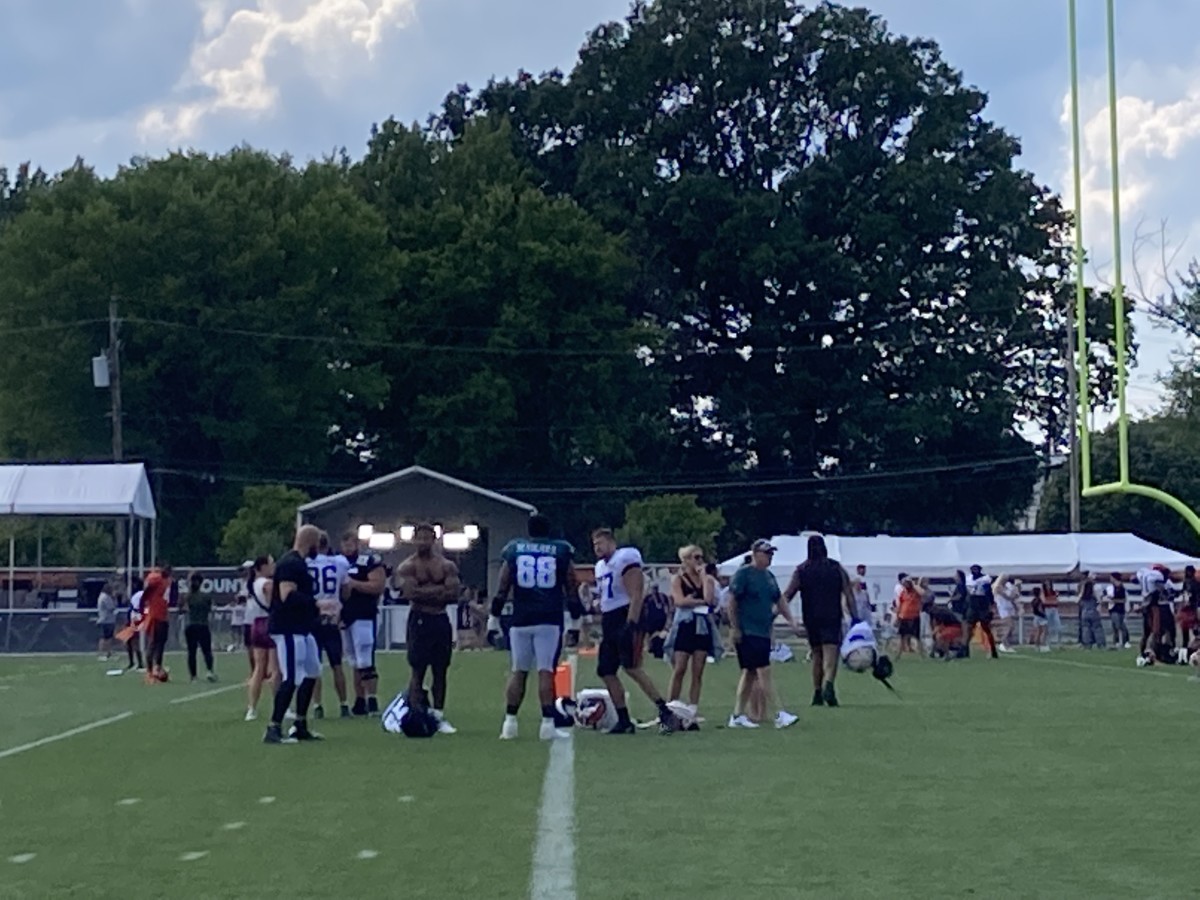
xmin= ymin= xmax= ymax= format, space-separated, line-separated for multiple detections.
xmin=0 ymin=647 xmax=1196 ymax=899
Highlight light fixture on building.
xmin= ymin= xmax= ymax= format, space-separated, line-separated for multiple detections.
xmin=357 ymin=524 xmax=374 ymax=541
xmin=399 ymin=525 xmax=415 ymax=542
xmin=434 ymin=524 xmax=444 ymax=539
xmin=463 ymin=523 xmax=480 ymax=540
xmin=368 ymin=532 xmax=396 ymax=551
xmin=442 ymin=532 xmax=470 ymax=551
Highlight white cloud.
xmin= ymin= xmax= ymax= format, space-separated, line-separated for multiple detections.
xmin=1057 ymin=68 xmax=1200 ymax=417
xmin=139 ymin=0 xmax=418 ymax=144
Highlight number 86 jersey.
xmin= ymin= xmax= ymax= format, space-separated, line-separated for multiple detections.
xmin=500 ymin=538 xmax=575 ymax=627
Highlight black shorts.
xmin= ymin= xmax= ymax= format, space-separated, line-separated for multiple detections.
xmin=898 ymin=618 xmax=920 ymax=639
xmin=315 ymin=622 xmax=343 ymax=666
xmin=99 ymin=623 xmax=115 ymax=640
xmin=805 ymin=621 xmax=842 ymax=647
xmin=966 ymin=602 xmax=993 ymax=626
xmin=407 ymin=610 xmax=453 ymax=672
xmin=673 ymin=616 xmax=715 ymax=656
xmin=597 ymin=608 xmax=643 ymax=678
xmin=736 ymin=635 xmax=771 ymax=671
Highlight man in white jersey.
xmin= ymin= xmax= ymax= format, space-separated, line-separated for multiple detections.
xmin=308 ymin=532 xmax=352 ymax=719
xmin=591 ymin=528 xmax=678 ymax=735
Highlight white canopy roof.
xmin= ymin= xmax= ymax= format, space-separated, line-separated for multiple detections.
xmin=719 ymin=532 xmax=1197 ymax=581
xmin=0 ymin=463 xmax=156 ymax=520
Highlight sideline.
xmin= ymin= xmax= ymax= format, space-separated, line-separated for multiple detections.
xmin=530 ymin=655 xmax=577 ymax=900
xmin=0 ymin=711 xmax=134 ymax=760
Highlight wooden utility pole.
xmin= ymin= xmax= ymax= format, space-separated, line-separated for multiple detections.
xmin=109 ymin=295 xmax=123 ymax=462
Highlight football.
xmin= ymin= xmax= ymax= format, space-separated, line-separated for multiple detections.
xmin=844 ymin=647 xmax=875 ymax=673
xmin=575 ymin=695 xmax=608 ymax=729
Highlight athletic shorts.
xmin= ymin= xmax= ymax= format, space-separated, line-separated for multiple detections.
xmin=247 ymin=618 xmax=273 ymax=650
xmin=673 ymin=616 xmax=714 ymax=656
xmin=897 ymin=618 xmax=920 ymax=639
xmin=343 ymin=619 xmax=377 ymax=670
xmin=735 ymin=635 xmax=771 ymax=671
xmin=315 ymin=622 xmax=344 ymax=666
xmin=965 ymin=602 xmax=993 ymax=626
xmin=407 ymin=610 xmax=452 ymax=672
xmin=509 ymin=624 xmax=562 ymax=673
xmin=272 ymin=633 xmax=321 ymax=682
xmin=597 ymin=608 xmax=643 ymax=678
xmin=805 ymin=620 xmax=842 ymax=647
xmin=99 ymin=623 xmax=115 ymax=640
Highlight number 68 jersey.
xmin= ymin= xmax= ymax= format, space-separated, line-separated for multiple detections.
xmin=499 ymin=538 xmax=575 ymax=628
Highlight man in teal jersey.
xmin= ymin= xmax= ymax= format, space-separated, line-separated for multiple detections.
xmin=493 ymin=514 xmax=577 ymax=741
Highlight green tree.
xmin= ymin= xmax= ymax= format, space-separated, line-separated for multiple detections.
xmin=218 ymin=485 xmax=310 ymax=564
xmin=353 ymin=117 xmax=675 ymax=538
xmin=0 ymin=518 xmax=116 ymax=568
xmin=0 ymin=150 xmax=396 ymax=560
xmin=1037 ymin=418 xmax=1200 ymax=553
xmin=450 ymin=0 xmax=1129 ymax=538
xmin=615 ymin=494 xmax=725 ymax=562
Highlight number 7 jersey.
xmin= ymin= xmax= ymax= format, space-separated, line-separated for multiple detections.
xmin=500 ymin=538 xmax=575 ymax=627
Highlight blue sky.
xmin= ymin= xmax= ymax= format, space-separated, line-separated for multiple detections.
xmin=4 ymin=0 xmax=1198 ymax=418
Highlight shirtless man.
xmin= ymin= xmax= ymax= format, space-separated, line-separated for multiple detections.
xmin=398 ymin=524 xmax=461 ymax=734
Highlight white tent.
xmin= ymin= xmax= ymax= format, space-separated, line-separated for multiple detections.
xmin=0 ymin=463 xmax=157 ymax=620
xmin=719 ymin=531 xmax=1198 ymax=585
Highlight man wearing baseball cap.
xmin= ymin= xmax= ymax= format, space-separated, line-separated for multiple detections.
xmin=726 ymin=539 xmax=801 ymax=729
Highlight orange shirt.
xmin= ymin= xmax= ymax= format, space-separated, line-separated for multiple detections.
xmin=141 ymin=571 xmax=170 ymax=623
xmin=896 ymin=587 xmax=922 ymax=621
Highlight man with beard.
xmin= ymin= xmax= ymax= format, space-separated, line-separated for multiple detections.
xmin=264 ymin=525 xmax=323 ymax=744
xmin=398 ymin=524 xmax=461 ymax=734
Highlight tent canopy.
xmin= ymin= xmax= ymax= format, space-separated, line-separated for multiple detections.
xmin=0 ymin=463 xmax=156 ymax=520
xmin=719 ymin=532 xmax=1197 ymax=582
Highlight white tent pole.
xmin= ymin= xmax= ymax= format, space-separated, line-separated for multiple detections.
xmin=151 ymin=516 xmax=157 ymax=569
xmin=138 ymin=520 xmax=145 ymax=575
xmin=126 ymin=515 xmax=134 ymax=598
xmin=7 ymin=535 xmax=14 ymax=612
xmin=36 ymin=520 xmax=43 ymax=587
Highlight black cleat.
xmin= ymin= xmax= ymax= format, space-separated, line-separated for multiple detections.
xmin=822 ymin=683 xmax=839 ymax=708
xmin=351 ymin=699 xmax=368 ymax=717
xmin=366 ymin=696 xmax=380 ymax=716
xmin=657 ymin=710 xmax=678 ymax=735
xmin=686 ymin=722 xmax=701 ymax=732
xmin=313 ymin=705 xmax=325 ymax=720
xmin=811 ymin=690 xmax=825 ymax=707
xmin=263 ymin=724 xmax=296 ymax=745
xmin=607 ymin=720 xmax=636 ymax=735
xmin=340 ymin=705 xmax=351 ymax=719
xmin=289 ymin=724 xmax=324 ymax=742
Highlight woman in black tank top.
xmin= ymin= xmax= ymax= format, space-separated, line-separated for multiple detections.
xmin=668 ymin=544 xmax=716 ymax=721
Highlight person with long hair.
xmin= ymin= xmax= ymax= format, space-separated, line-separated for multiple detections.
xmin=1107 ymin=573 xmax=1130 ymax=649
xmin=783 ymin=535 xmax=856 ymax=708
xmin=182 ymin=571 xmax=217 ymax=682
xmin=1040 ymin=581 xmax=1062 ymax=648
xmin=1077 ymin=573 xmax=1106 ymax=649
xmin=667 ymin=545 xmax=716 ymax=723
xmin=244 ymin=556 xmax=277 ymax=722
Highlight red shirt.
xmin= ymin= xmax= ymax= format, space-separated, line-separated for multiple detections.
xmin=142 ymin=571 xmax=170 ymax=623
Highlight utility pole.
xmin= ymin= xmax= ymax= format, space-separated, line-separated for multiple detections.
xmin=1065 ymin=320 xmax=1082 ymax=533
xmin=108 ymin=295 xmax=123 ymax=462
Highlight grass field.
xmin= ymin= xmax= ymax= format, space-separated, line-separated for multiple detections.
xmin=0 ymin=645 xmax=1196 ymax=899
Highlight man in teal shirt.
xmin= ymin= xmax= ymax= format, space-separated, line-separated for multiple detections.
xmin=728 ymin=539 xmax=802 ymax=730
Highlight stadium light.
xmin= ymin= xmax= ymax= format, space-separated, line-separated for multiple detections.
xmin=442 ymin=532 xmax=470 ymax=551
xmin=399 ymin=525 xmax=415 ymax=542
xmin=464 ymin=523 xmax=480 ymax=540
xmin=357 ymin=524 xmax=374 ymax=541
xmin=368 ymin=532 xmax=396 ymax=551
xmin=434 ymin=524 xmax=444 ymax=539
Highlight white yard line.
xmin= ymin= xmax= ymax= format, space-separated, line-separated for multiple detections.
xmin=169 ymin=684 xmax=241 ymax=704
xmin=1010 ymin=652 xmax=1180 ymax=679
xmin=0 ymin=711 xmax=134 ymax=760
xmin=530 ymin=655 xmax=577 ymax=900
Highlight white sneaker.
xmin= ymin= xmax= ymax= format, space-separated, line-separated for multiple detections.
xmin=284 ymin=710 xmax=297 ymax=721
xmin=727 ymin=714 xmax=759 ymax=729
xmin=1039 ymin=646 xmax=1051 ymax=653
xmin=775 ymin=711 xmax=799 ymax=730
xmin=244 ymin=708 xmax=257 ymax=722
xmin=1124 ymin=642 xmax=1132 ymax=649
xmin=437 ymin=719 xmax=458 ymax=735
xmin=998 ymin=644 xmax=1016 ymax=654
xmin=539 ymin=720 xmax=570 ymax=741
xmin=500 ymin=717 xmax=519 ymax=740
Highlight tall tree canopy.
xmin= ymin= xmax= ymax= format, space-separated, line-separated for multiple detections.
xmin=451 ymin=0 xmax=1127 ymax=536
